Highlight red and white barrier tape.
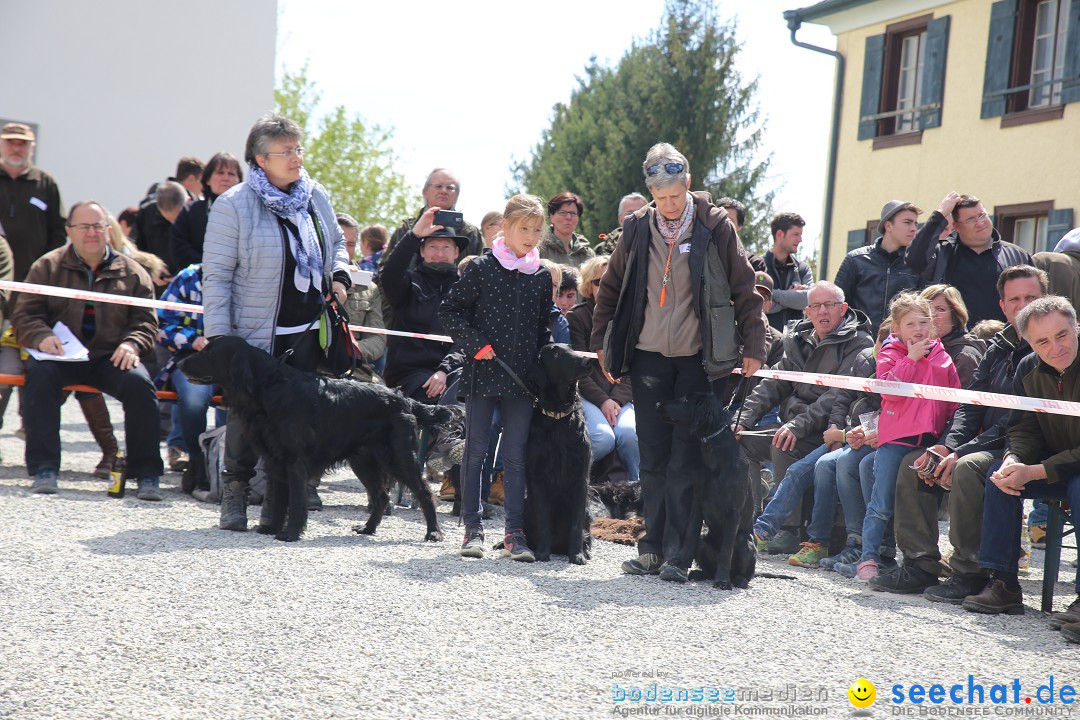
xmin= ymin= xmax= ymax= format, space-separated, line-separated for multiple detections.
xmin=3 ymin=280 xmax=1075 ymax=416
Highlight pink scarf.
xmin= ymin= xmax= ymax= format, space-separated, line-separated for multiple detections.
xmin=491 ymin=236 xmax=541 ymax=274
xmin=655 ymin=193 xmax=695 ymax=245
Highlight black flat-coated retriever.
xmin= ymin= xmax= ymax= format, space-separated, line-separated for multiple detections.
xmin=659 ymin=393 xmax=756 ymax=589
xmin=180 ymin=336 xmax=452 ymax=542
xmin=521 ymin=344 xmax=595 ymax=564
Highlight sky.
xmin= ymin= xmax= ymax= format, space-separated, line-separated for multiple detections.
xmin=276 ymin=0 xmax=836 ymax=255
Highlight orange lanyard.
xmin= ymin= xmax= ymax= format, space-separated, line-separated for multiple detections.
xmin=659 ymin=238 xmax=677 ymax=308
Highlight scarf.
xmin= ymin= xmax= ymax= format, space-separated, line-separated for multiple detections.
xmin=655 ymin=193 xmax=695 ymax=245
xmin=492 ymin=236 xmax=541 ymax=274
xmin=247 ymin=165 xmax=323 ymax=292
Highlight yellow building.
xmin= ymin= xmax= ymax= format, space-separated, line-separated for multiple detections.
xmin=785 ymin=0 xmax=1080 ymax=279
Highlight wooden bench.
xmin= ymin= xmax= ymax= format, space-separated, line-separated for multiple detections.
xmin=1041 ymin=500 xmax=1076 ymax=613
xmin=0 ymin=373 xmax=221 ymax=404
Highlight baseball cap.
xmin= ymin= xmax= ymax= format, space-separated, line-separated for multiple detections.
xmin=0 ymin=123 xmax=35 ymax=141
xmin=754 ymin=271 xmax=774 ymax=297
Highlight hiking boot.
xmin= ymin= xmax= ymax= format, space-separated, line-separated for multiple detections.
xmin=766 ymin=529 xmax=802 ymax=555
xmin=962 ymin=579 xmax=1024 ymax=615
xmin=788 ymin=542 xmax=828 ymax=568
xmin=219 ymin=479 xmax=249 ymax=531
xmin=30 ymin=469 xmax=59 ymax=494
xmin=1050 ymin=596 xmax=1080 ymax=629
xmin=488 ymin=471 xmax=505 ymax=506
xmin=438 ymin=474 xmax=456 ymax=501
xmin=659 ymin=562 xmax=689 ymax=583
xmin=1030 ymin=523 xmax=1047 ymax=550
xmin=136 ymin=477 xmax=163 ymax=501
xmin=1061 ymin=621 xmax=1080 ymax=644
xmin=306 ymin=485 xmax=323 ymax=511
xmin=167 ymin=446 xmax=189 ymax=472
xmin=869 ymin=563 xmax=939 ymax=594
xmin=820 ymin=545 xmax=861 ymax=571
xmin=459 ymin=526 xmax=485 ymax=558
xmin=622 ymin=553 xmax=664 ymax=576
xmin=752 ymin=531 xmax=770 ymax=553
xmin=925 ymin=574 xmax=987 ymax=605
xmin=501 ymin=529 xmax=535 ymax=562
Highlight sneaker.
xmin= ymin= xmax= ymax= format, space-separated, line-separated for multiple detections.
xmin=459 ymin=526 xmax=485 ymax=558
xmin=501 ymin=529 xmax=535 ymax=562
xmin=752 ymin=531 xmax=770 ymax=553
xmin=869 ymin=563 xmax=939 ymax=594
xmin=136 ymin=477 xmax=163 ymax=501
xmin=855 ymin=559 xmax=879 ymax=582
xmin=447 ymin=439 xmax=466 ymax=467
xmin=924 ymin=574 xmax=987 ymax=605
xmin=659 ymin=562 xmax=689 ymax=583
xmin=30 ymin=469 xmax=59 ymax=494
xmin=1030 ymin=524 xmax=1047 ymax=550
xmin=962 ymin=579 xmax=1024 ymax=615
xmin=306 ymin=485 xmax=323 ymax=511
xmin=622 ymin=553 xmax=664 ymax=575
xmin=834 ymin=560 xmax=860 ymax=578
xmin=167 ymin=446 xmax=189 ymax=472
xmin=765 ymin=529 xmax=802 ymax=555
xmin=820 ymin=545 xmax=861 ymax=571
xmin=1050 ymin=596 xmax=1080 ymax=629
xmin=788 ymin=542 xmax=828 ymax=568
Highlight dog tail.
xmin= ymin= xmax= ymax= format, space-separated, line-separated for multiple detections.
xmin=412 ymin=402 xmax=457 ymax=431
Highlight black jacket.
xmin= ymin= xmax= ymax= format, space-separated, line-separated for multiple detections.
xmin=380 ymin=231 xmax=460 ymax=389
xmin=439 ymin=254 xmax=552 ymax=399
xmin=833 ymin=239 xmax=922 ymax=329
xmin=0 ymin=166 xmax=66 ymax=281
xmin=1007 ymin=347 xmax=1080 ymax=483
xmin=171 ymin=198 xmax=212 ymax=270
xmin=763 ymin=250 xmax=813 ymax=331
xmin=941 ymin=324 xmax=1029 ymax=457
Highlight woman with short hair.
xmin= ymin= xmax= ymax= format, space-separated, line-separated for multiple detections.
xmin=538 ymin=192 xmax=594 ymax=268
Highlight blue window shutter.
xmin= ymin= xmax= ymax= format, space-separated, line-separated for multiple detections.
xmin=921 ymin=16 xmax=951 ymax=129
xmin=847 ymin=229 xmax=867 ymax=251
xmin=982 ymin=0 xmax=1018 ymax=119
xmin=1061 ymin=0 xmax=1080 ymax=104
xmin=1047 ymin=208 xmax=1075 ymax=251
xmin=859 ymin=34 xmax=886 ymax=140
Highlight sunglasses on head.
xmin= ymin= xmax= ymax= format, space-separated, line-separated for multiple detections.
xmin=646 ymin=162 xmax=685 ymax=177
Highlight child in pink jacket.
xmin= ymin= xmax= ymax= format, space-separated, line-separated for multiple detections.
xmin=840 ymin=292 xmax=960 ymax=581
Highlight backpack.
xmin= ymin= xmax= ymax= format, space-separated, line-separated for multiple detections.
xmin=198 ymin=426 xmax=266 ymax=503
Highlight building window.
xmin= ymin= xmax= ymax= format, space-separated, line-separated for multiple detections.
xmin=982 ymin=0 xmax=1080 ymax=121
xmin=858 ymin=15 xmax=950 ymax=143
xmin=994 ymin=202 xmax=1075 ymax=252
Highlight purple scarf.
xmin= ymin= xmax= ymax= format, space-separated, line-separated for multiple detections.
xmin=491 ymin=236 xmax=541 ymax=274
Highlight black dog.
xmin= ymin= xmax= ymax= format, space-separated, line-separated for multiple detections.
xmin=659 ymin=392 xmax=756 ymax=589
xmin=180 ymin=336 xmax=452 ymax=542
xmin=520 ymin=344 xmax=595 ymax=564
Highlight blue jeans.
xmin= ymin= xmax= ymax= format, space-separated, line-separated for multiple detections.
xmin=810 ymin=444 xmax=875 ymax=546
xmin=172 ymin=368 xmax=226 ymax=465
xmin=754 ymin=443 xmax=830 ymax=540
xmin=1029 ymin=499 xmax=1048 ymax=528
xmin=980 ymin=461 xmax=1080 ymax=589
xmin=582 ymin=399 xmax=640 ymax=482
xmin=861 ymin=443 xmax=911 ymax=562
xmin=461 ymin=395 xmax=533 ymax=531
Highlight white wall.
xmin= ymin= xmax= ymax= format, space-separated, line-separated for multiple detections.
xmin=2 ymin=0 xmax=277 ymax=218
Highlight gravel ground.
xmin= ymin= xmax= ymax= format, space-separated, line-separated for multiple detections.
xmin=1 ymin=397 xmax=1079 ymax=720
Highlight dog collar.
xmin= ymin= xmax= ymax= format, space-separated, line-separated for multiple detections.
xmin=700 ymin=427 xmax=727 ymax=442
xmin=539 ymin=406 xmax=576 ymax=420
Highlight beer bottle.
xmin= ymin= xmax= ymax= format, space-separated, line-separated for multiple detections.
xmin=107 ymin=450 xmax=127 ymax=498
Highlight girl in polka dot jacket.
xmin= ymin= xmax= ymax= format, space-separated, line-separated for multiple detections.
xmin=439 ymin=194 xmax=554 ymax=562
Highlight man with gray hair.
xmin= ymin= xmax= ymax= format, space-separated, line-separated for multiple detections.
xmin=380 ymin=168 xmax=482 ymax=268
xmin=133 ymin=179 xmax=188 ymax=272
xmin=734 ymin=280 xmax=873 ymax=553
xmin=962 ymin=295 xmax=1080 ymax=641
xmin=596 ymin=192 xmax=648 ymax=255
xmin=591 ymin=141 xmax=766 ymax=582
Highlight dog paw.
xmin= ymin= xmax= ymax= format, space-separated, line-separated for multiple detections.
xmin=733 ymin=576 xmax=750 ymax=589
xmin=353 ymin=524 xmax=376 ymax=535
xmin=712 ymin=579 xmax=734 ymax=590
xmin=255 ymin=525 xmax=277 ymax=535
xmin=425 ymin=530 xmax=444 ymax=542
xmin=569 ymin=553 xmax=588 ymax=566
xmin=275 ymin=531 xmax=300 ymax=542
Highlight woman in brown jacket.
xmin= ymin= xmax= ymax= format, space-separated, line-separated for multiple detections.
xmin=567 ymin=256 xmax=638 ymax=482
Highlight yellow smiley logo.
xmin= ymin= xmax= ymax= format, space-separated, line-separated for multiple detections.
xmin=848 ymin=678 xmax=876 ymax=709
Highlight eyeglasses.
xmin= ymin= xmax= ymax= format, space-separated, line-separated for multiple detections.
xmin=555 ymin=210 xmax=579 ymax=218
xmin=427 ymin=183 xmax=458 ymax=193
xmin=807 ymin=301 xmax=842 ymax=313
xmin=646 ymin=162 xmax=685 ymax=177
xmin=68 ymin=222 xmax=109 ymax=234
xmin=264 ymin=147 xmax=304 ymax=159
xmin=956 ymin=211 xmax=990 ymax=227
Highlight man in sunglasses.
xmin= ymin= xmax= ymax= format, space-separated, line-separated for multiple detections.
xmin=907 ymin=192 xmax=1031 ymax=326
